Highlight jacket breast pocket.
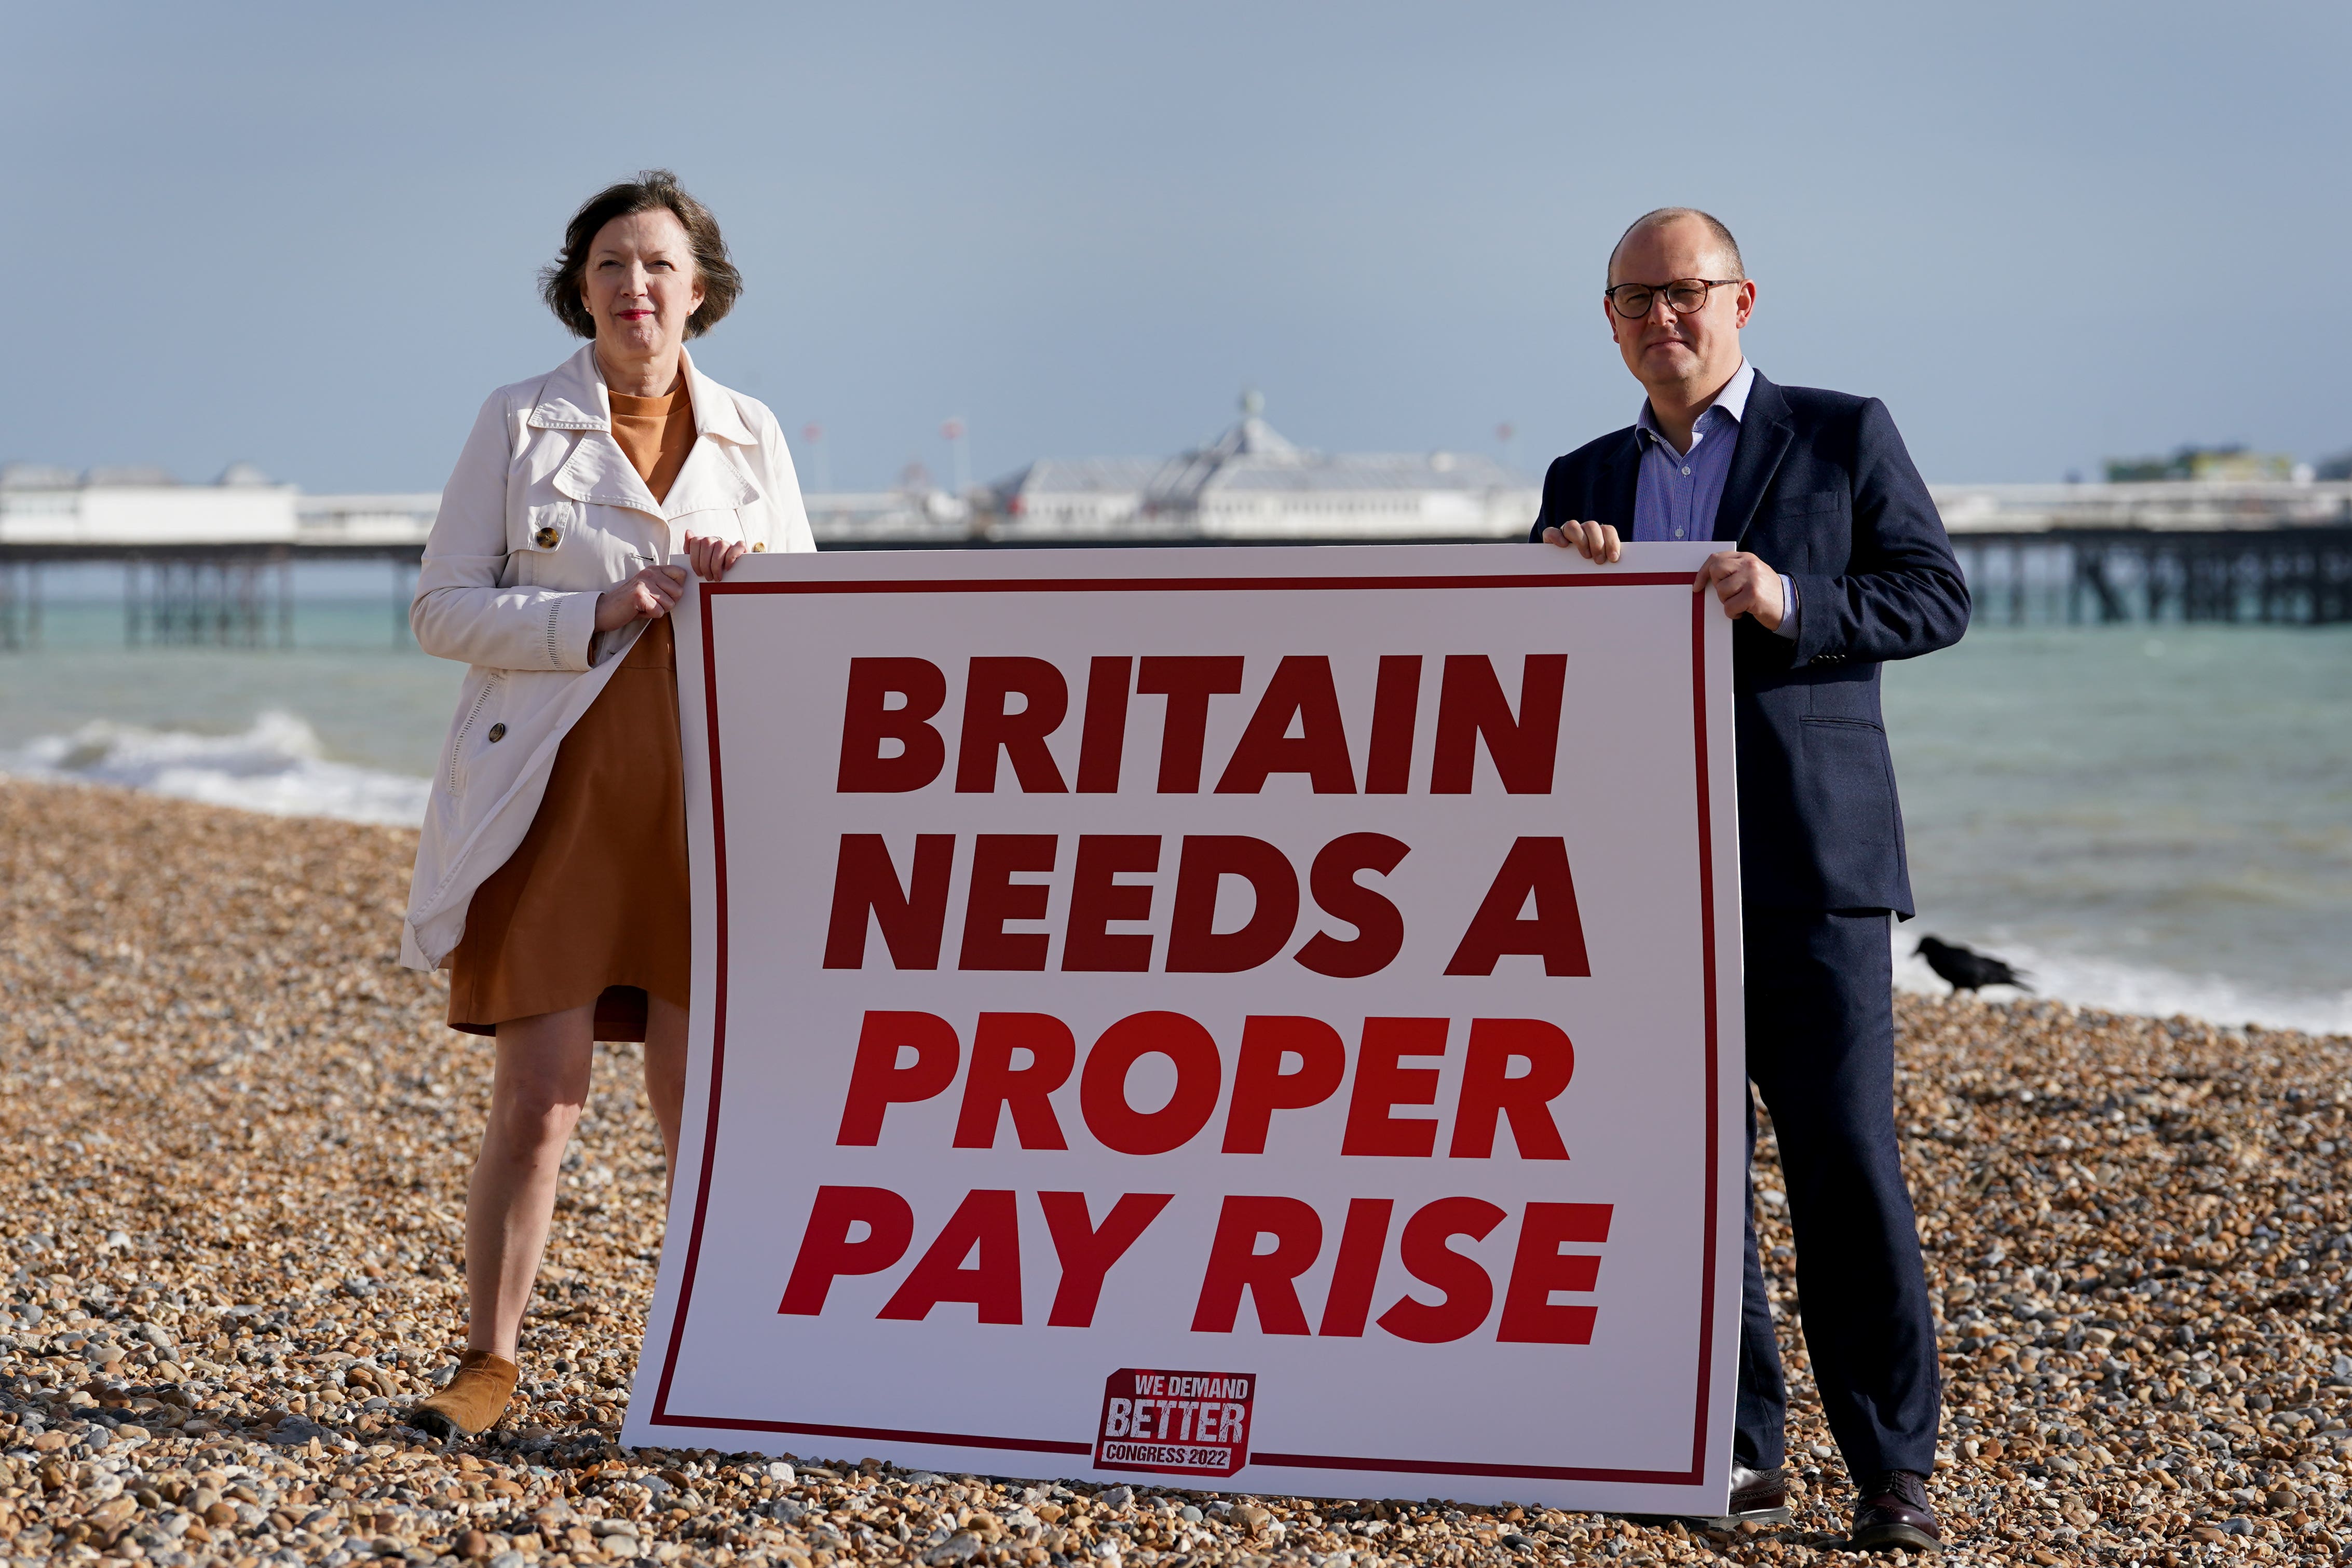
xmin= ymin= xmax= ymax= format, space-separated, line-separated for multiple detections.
xmin=1761 ymin=489 xmax=1852 ymax=573
xmin=503 ymin=502 xmax=576 ymax=588
xmin=519 ymin=501 xmax=575 ymax=554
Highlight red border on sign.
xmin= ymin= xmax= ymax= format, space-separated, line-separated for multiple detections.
xmin=648 ymin=570 xmax=1723 ymax=1484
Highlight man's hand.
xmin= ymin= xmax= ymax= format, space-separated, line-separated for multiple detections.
xmin=1695 ymin=551 xmax=1785 ymax=631
xmin=685 ymin=532 xmax=747 ymax=582
xmin=1540 ymin=520 xmax=1623 ymax=564
xmin=594 ymin=564 xmax=688 ymax=633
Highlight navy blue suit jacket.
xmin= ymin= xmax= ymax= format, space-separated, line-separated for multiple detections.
xmin=1530 ymin=370 xmax=1969 ymax=916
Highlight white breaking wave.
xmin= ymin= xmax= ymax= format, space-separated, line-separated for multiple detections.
xmin=1895 ymin=932 xmax=2352 ymax=1039
xmin=0 ymin=712 xmax=430 ymax=827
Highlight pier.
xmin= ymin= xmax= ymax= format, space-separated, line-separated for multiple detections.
xmin=2 ymin=476 xmax=2347 ymax=648
xmin=120 ymin=551 xmax=297 ymax=649
xmin=1932 ymin=481 xmax=2352 ymax=625
xmin=1950 ymin=527 xmax=2352 ymax=626
xmin=0 ymin=485 xmax=430 ymax=648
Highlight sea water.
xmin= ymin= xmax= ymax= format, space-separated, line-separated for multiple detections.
xmin=0 ymin=603 xmax=448 ymax=826
xmin=2 ymin=603 xmax=2345 ymax=1033
xmin=1883 ymin=624 xmax=2350 ymax=1034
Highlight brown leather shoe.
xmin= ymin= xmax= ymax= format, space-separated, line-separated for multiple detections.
xmin=409 ymin=1348 xmax=520 ymax=1439
xmin=1850 ymin=1470 xmax=1941 ymax=1553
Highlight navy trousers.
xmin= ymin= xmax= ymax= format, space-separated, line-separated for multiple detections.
xmin=1734 ymin=905 xmax=1941 ymax=1480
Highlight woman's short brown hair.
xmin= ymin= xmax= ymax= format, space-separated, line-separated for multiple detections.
xmin=539 ymin=169 xmax=742 ymax=339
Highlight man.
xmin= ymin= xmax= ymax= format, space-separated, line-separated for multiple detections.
xmin=1535 ymin=208 xmax=1968 ymax=1554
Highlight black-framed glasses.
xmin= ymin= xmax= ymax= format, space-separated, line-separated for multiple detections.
xmin=1605 ymin=278 xmax=1741 ymax=318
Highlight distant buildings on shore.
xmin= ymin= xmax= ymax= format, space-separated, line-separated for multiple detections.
xmin=2104 ymin=444 xmax=2308 ymax=484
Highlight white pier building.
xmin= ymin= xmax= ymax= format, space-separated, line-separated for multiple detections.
xmin=975 ymin=393 xmax=1540 ymax=545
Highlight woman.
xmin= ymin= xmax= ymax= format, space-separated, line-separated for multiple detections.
xmin=399 ymin=170 xmax=814 ymax=1438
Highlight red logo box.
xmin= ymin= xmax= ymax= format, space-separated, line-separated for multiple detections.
xmin=1094 ymin=1367 xmax=1255 ymax=1479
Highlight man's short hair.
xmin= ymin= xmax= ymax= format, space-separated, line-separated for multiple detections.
xmin=1607 ymin=208 xmax=1744 ymax=285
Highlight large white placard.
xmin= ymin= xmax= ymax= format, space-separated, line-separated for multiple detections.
xmin=625 ymin=543 xmax=1745 ymax=1515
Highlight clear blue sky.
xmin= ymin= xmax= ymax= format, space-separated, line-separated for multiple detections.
xmin=8 ymin=2 xmax=2348 ymax=493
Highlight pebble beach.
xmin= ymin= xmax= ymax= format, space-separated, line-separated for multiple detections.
xmin=2 ymin=776 xmax=2348 ymax=1567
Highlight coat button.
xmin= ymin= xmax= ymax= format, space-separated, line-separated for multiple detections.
xmin=533 ymin=526 xmax=560 ymax=549
xmin=486 ymin=723 xmax=507 ymax=743
xmin=750 ymin=541 xmax=766 ymax=552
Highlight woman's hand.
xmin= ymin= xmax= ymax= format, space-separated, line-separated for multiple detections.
xmin=594 ymin=564 xmax=688 ymax=632
xmin=685 ymin=533 xmax=748 ymax=581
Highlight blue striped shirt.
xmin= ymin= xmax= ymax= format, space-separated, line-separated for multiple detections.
xmin=1633 ymin=361 xmax=1797 ymax=638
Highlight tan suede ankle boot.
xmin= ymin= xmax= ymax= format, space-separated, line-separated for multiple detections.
xmin=410 ymin=1348 xmax=520 ymax=1438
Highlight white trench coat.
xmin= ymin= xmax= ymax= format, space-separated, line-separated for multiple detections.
xmin=399 ymin=344 xmax=815 ymax=971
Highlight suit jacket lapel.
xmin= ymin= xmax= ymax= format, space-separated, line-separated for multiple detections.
xmin=1716 ymin=371 xmax=1793 ymax=544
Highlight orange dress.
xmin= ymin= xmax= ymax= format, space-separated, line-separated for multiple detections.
xmin=446 ymin=377 xmax=697 ymax=1040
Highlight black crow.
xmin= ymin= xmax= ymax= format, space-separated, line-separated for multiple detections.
xmin=1913 ymin=936 xmax=2032 ymax=994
